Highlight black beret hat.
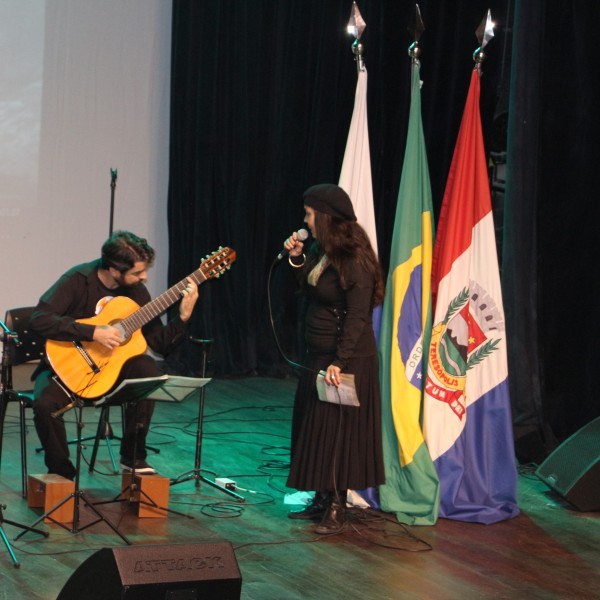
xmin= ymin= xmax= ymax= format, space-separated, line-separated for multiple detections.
xmin=303 ymin=184 xmax=357 ymax=221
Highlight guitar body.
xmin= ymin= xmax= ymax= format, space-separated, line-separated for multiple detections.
xmin=46 ymin=296 xmax=148 ymax=399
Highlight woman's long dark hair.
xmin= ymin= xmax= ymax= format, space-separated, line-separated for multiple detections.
xmin=310 ymin=211 xmax=385 ymax=306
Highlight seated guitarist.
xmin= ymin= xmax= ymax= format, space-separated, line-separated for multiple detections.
xmin=30 ymin=230 xmax=199 ymax=479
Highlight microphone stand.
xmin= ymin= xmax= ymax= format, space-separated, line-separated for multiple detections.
xmin=81 ymin=167 xmax=142 ymax=472
xmin=109 ymin=168 xmax=117 ymax=236
xmin=56 ymin=167 xmax=122 ymax=469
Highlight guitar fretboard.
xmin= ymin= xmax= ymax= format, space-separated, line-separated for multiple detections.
xmin=120 ymin=269 xmax=206 ymax=338
xmin=117 ymin=247 xmax=235 ymax=338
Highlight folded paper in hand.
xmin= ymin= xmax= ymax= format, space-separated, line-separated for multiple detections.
xmin=316 ymin=372 xmax=360 ymax=407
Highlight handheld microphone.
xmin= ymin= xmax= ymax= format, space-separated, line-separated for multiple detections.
xmin=277 ymin=228 xmax=309 ymax=261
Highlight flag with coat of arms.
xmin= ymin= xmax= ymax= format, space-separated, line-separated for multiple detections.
xmin=423 ymin=67 xmax=519 ymax=524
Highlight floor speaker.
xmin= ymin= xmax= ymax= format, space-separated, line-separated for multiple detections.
xmin=536 ymin=416 xmax=600 ymax=511
xmin=56 ymin=542 xmax=242 ymax=600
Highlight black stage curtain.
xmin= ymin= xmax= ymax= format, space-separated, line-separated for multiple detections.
xmin=167 ymin=0 xmax=599 ymax=450
xmin=502 ymin=1 xmax=547 ymax=461
xmin=503 ymin=0 xmax=600 ymax=457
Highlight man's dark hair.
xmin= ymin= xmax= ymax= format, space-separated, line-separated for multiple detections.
xmin=101 ymin=230 xmax=155 ymax=273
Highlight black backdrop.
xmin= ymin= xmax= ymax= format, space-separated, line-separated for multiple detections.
xmin=166 ymin=0 xmax=599 ymax=456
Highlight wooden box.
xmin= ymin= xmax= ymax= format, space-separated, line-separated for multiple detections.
xmin=27 ymin=474 xmax=75 ymax=524
xmin=121 ymin=473 xmax=170 ymax=518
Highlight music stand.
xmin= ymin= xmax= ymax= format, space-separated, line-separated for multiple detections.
xmin=169 ymin=339 xmax=245 ymax=502
xmin=94 ymin=376 xmax=195 ymax=519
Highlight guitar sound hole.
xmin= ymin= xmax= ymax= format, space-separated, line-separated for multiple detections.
xmin=110 ymin=321 xmax=130 ymax=345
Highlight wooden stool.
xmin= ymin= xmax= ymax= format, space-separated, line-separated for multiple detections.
xmin=121 ymin=473 xmax=170 ymax=518
xmin=27 ymin=474 xmax=75 ymax=524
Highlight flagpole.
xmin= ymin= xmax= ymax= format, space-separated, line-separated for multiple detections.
xmin=339 ymin=2 xmax=382 ymax=509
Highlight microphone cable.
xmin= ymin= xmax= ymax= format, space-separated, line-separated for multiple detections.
xmin=267 ymin=245 xmax=350 ymax=402
xmin=267 ymin=255 xmax=306 ymax=373
xmin=267 ymin=231 xmax=314 ymax=375
xmin=266 ymin=237 xmax=349 ymax=403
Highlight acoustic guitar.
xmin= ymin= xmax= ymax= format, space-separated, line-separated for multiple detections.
xmin=46 ymin=246 xmax=236 ymax=399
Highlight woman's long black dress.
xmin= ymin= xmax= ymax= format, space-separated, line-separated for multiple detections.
xmin=286 ymin=259 xmax=385 ymax=492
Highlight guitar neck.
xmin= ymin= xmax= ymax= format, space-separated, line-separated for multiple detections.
xmin=120 ymin=267 xmax=206 ymax=337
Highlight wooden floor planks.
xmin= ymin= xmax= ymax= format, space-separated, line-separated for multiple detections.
xmin=0 ymin=376 xmax=598 ymax=599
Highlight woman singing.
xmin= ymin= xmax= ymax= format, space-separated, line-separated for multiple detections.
xmin=283 ymin=184 xmax=385 ymax=534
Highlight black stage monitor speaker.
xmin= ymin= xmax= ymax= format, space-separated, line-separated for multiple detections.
xmin=56 ymin=542 xmax=242 ymax=600
xmin=536 ymin=416 xmax=600 ymax=512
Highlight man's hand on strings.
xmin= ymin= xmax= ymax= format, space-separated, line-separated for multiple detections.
xmin=180 ymin=277 xmax=199 ymax=322
xmin=93 ymin=325 xmax=124 ymax=350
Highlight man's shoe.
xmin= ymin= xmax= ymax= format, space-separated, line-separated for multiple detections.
xmin=119 ymin=457 xmax=156 ymax=474
xmin=55 ymin=462 xmax=77 ymax=481
xmin=288 ymin=492 xmax=328 ymax=520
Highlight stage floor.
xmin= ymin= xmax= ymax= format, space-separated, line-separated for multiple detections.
xmin=1 ymin=376 xmax=599 ymax=599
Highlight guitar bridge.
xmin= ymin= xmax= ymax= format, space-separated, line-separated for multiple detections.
xmin=73 ymin=341 xmax=101 ymax=374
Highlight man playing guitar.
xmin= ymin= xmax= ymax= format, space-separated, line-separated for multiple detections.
xmin=30 ymin=230 xmax=199 ymax=479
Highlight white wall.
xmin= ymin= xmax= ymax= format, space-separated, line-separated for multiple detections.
xmin=0 ymin=0 xmax=172 ymax=321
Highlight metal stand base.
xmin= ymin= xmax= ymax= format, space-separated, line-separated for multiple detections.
xmin=15 ymin=403 xmax=130 ymax=546
xmin=171 ymin=470 xmax=245 ymax=502
xmin=95 ymin=478 xmax=194 ymax=520
xmin=16 ymin=489 xmax=130 ymax=545
xmin=169 ymin=338 xmax=245 ymax=503
xmin=94 ymin=422 xmax=194 ymax=520
xmin=1 ymin=504 xmax=48 ymax=568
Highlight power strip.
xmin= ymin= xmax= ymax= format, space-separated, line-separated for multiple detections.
xmin=215 ymin=477 xmax=237 ymax=490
